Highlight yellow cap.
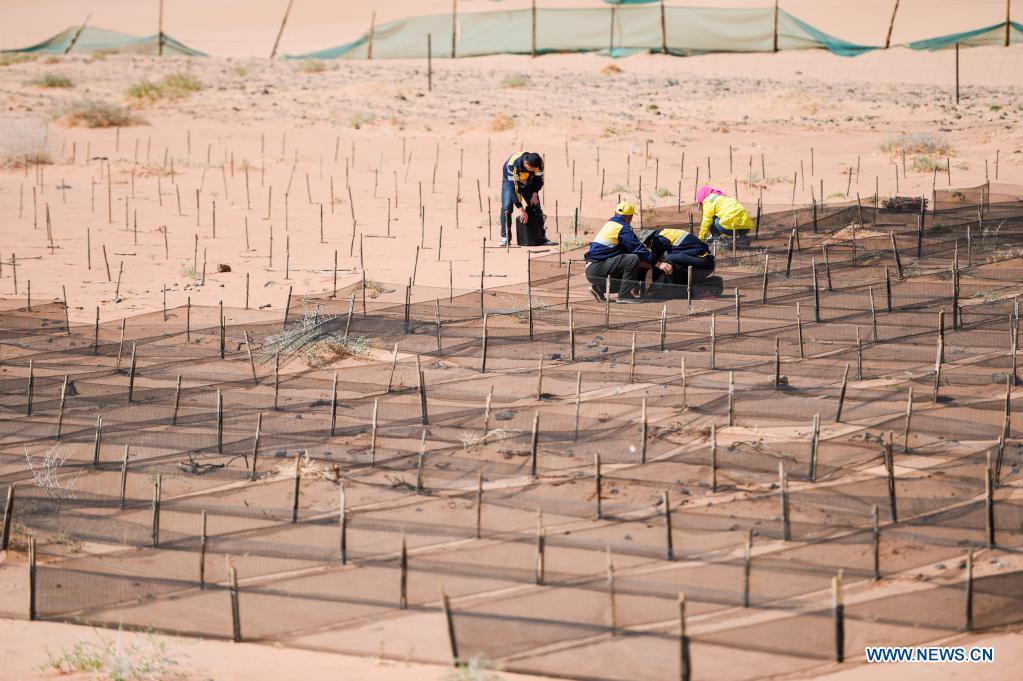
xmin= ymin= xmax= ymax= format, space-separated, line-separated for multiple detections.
xmin=615 ymin=201 xmax=636 ymax=216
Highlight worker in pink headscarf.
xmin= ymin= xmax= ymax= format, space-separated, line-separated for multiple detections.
xmin=696 ymin=186 xmax=754 ymax=245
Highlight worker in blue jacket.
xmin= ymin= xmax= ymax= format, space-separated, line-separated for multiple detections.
xmin=500 ymin=151 xmax=553 ymax=246
xmin=584 ymin=201 xmax=672 ymax=303
xmin=638 ymin=227 xmax=716 ymax=296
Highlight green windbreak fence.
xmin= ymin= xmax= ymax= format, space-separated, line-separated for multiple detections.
xmin=1 ymin=25 xmax=205 ymax=56
xmin=907 ymin=21 xmax=1023 ymax=51
xmin=288 ymin=6 xmax=874 ymax=60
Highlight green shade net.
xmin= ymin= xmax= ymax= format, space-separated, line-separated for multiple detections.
xmin=286 ymin=5 xmax=875 ymax=60
xmin=907 ymin=21 xmax=1023 ymax=51
xmin=3 ymin=25 xmax=206 ymax=56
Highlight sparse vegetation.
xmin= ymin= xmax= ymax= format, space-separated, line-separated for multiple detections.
xmin=444 ymin=655 xmax=502 ymax=681
xmin=44 ymin=632 xmax=180 ymax=681
xmin=61 ymin=100 xmax=144 ymax=128
xmin=500 ymin=73 xmax=530 ymax=89
xmin=911 ymin=156 xmax=948 ymax=173
xmin=513 ymin=297 xmax=554 ymax=322
xmin=259 ymin=305 xmax=371 ymax=367
xmin=364 ymin=280 xmax=395 ymax=298
xmin=600 ymin=63 xmax=623 ymax=75
xmin=348 ymin=111 xmax=376 ymax=129
xmin=880 ymin=133 xmax=952 ymax=157
xmin=560 ymin=235 xmax=585 ymax=252
xmin=126 ymin=72 xmax=203 ymax=103
xmin=296 ymin=59 xmax=327 ymax=73
xmin=489 ymin=114 xmax=515 ymax=132
xmin=0 ymin=118 xmax=51 ymax=167
xmin=29 ymin=72 xmax=73 ymax=88
xmin=655 ymin=187 xmax=673 ymax=198
xmin=0 ymin=53 xmax=36 ymax=67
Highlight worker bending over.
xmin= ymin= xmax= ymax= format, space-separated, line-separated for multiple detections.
xmin=584 ymin=201 xmax=672 ymax=304
xmin=640 ymin=227 xmax=716 ymax=296
xmin=696 ymin=185 xmax=753 ymax=246
xmin=500 ymin=151 xmax=553 ymax=246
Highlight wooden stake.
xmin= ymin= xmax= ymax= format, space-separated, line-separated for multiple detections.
xmin=529 ymin=412 xmax=540 ymax=477
xmin=832 ymin=571 xmax=845 ymax=662
xmin=779 ymin=461 xmax=790 ymax=541
xmin=808 ymin=413 xmax=821 ymax=482
xmin=291 ymin=453 xmax=302 ymax=523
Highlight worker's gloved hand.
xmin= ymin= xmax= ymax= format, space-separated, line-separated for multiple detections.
xmin=657 ymin=262 xmax=673 ymax=276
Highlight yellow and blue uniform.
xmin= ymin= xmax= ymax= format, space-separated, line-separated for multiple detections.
xmin=649 ymin=228 xmax=710 ymax=260
xmin=698 ymin=194 xmax=754 ymax=242
xmin=500 ymin=152 xmax=544 ymax=239
xmin=503 ymin=151 xmax=544 ymax=207
xmin=585 ymin=215 xmax=656 ymax=264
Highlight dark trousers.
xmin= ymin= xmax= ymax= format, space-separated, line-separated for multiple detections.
xmin=499 ymin=180 xmax=516 ymax=239
xmin=501 ymin=180 xmax=545 ymax=241
xmin=585 ymin=254 xmax=643 ymax=297
xmin=652 ymin=252 xmax=716 ymax=287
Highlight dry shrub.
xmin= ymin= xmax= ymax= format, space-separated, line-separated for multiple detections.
xmin=881 ymin=133 xmax=952 ymax=157
xmin=500 ymin=73 xmax=530 ymax=89
xmin=29 ymin=72 xmax=73 ymax=88
xmin=600 ymin=63 xmax=623 ymax=75
xmin=126 ymin=71 xmax=202 ymax=103
xmin=490 ymin=114 xmax=515 ymax=132
xmin=296 ymin=59 xmax=327 ymax=73
xmin=0 ymin=118 xmax=52 ymax=167
xmin=0 ymin=53 xmax=36 ymax=67
xmin=60 ymin=100 xmax=144 ymax=128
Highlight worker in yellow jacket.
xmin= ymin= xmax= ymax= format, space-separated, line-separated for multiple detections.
xmin=696 ymin=186 xmax=753 ymax=245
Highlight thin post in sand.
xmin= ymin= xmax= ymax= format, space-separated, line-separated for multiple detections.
xmin=835 ymin=363 xmax=850 ymax=423
xmin=871 ymin=504 xmax=880 ymax=580
xmin=742 ymin=529 xmax=753 ymax=607
xmin=535 ymin=509 xmax=545 ymax=585
xmin=530 ymin=412 xmax=540 ymax=478
xmin=290 ymin=453 xmax=302 ymax=523
xmin=417 ymin=355 xmax=429 ymax=425
xmin=118 ymin=445 xmax=130 ymax=510
xmin=151 ymin=474 xmax=162 ymax=547
xmin=779 ymin=461 xmax=790 ymax=540
xmin=594 ymin=454 xmax=602 ymax=520
xmin=709 ymin=423 xmax=717 ymax=492
xmin=833 ymin=571 xmax=845 ymax=662
xmin=808 ymin=413 xmax=821 ymax=482
xmin=250 ymin=413 xmax=262 ymax=480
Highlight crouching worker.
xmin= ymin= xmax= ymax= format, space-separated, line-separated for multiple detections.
xmin=584 ymin=201 xmax=672 ymax=304
xmin=640 ymin=227 xmax=715 ymax=297
xmin=696 ymin=185 xmax=754 ymax=246
xmin=500 ymin=151 xmax=554 ymax=246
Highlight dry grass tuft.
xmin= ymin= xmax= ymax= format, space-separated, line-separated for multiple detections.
xmin=0 ymin=118 xmax=52 ymax=167
xmin=60 ymin=100 xmax=144 ymax=128
xmin=126 ymin=71 xmax=203 ymax=103
xmin=296 ymin=59 xmax=328 ymax=74
xmin=880 ymin=133 xmax=952 ymax=157
xmin=0 ymin=53 xmax=37 ymax=67
xmin=600 ymin=63 xmax=623 ymax=75
xmin=500 ymin=73 xmax=530 ymax=89
xmin=490 ymin=114 xmax=515 ymax=132
xmin=28 ymin=72 xmax=73 ymax=88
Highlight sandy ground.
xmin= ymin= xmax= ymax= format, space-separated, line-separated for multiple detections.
xmin=1 ymin=5 xmax=1023 ymax=680
xmin=0 ymin=618 xmax=1018 ymax=680
xmin=0 ymin=618 xmax=550 ymax=681
xmin=1 ymin=47 xmax=1022 ymax=326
